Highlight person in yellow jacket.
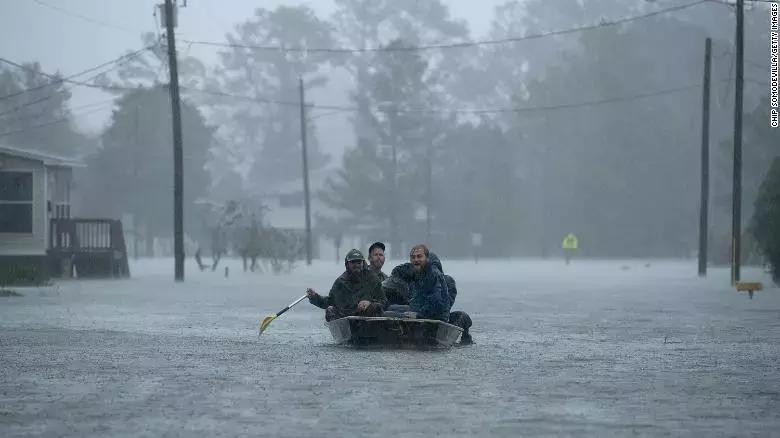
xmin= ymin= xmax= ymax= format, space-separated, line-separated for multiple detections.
xmin=562 ymin=233 xmax=578 ymax=265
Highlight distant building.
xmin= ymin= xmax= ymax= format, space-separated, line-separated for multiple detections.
xmin=250 ymin=169 xmax=377 ymax=262
xmin=0 ymin=144 xmax=129 ymax=283
xmin=0 ymin=145 xmax=81 ymax=270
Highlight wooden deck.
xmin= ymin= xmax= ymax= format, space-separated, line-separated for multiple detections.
xmin=48 ymin=218 xmax=130 ymax=278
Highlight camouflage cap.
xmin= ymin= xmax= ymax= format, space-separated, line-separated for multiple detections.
xmin=345 ymin=248 xmax=364 ymax=262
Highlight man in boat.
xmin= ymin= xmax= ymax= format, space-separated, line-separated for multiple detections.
xmin=367 ymin=241 xmax=388 ymax=281
xmin=306 ymin=249 xmax=387 ymax=322
xmin=382 ymin=244 xmax=451 ymax=322
xmin=384 ymin=247 xmax=473 ymax=344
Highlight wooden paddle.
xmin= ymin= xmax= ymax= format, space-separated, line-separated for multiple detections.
xmin=258 ymin=294 xmax=308 ymax=334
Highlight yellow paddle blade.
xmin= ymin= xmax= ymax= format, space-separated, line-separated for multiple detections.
xmin=258 ymin=315 xmax=277 ymax=334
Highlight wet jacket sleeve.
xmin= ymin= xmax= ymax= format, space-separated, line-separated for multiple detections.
xmin=369 ymin=276 xmax=387 ymax=309
xmin=417 ymin=274 xmax=449 ymax=321
xmin=309 ymin=282 xmax=335 ymax=309
xmin=383 ymin=286 xmax=404 ymax=307
xmin=445 ymin=274 xmax=457 ymax=307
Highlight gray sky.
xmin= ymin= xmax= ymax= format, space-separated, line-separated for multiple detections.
xmin=0 ymin=0 xmax=504 ymax=137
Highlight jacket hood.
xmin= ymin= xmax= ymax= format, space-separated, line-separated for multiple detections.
xmin=429 ymin=252 xmax=443 ymax=273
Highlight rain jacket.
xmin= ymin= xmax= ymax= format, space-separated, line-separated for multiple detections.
xmin=387 ymin=253 xmax=451 ymax=321
xmin=429 ymin=253 xmax=457 ymax=307
xmin=309 ymin=269 xmax=386 ymax=315
xmin=370 ymin=267 xmax=389 ymax=282
xmin=562 ymin=233 xmax=578 ymax=250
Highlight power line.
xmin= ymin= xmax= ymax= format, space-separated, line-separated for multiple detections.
xmin=184 ymin=82 xmax=704 ymax=116
xmin=31 ymin=0 xmax=138 ymax=35
xmin=181 ymin=0 xmax=709 ymax=54
xmin=179 ymin=75 xmax=773 ymax=116
xmin=308 ymin=109 xmax=347 ymax=120
xmin=0 ymin=95 xmax=55 ymax=119
xmin=1 ymin=97 xmax=119 ymax=125
xmin=0 ymin=49 xmax=151 ymax=91
xmin=0 ymin=46 xmax=156 ymax=102
xmin=745 ymin=59 xmax=769 ymax=70
xmin=429 ymin=85 xmax=701 ymax=115
xmin=0 ymin=104 xmax=110 ymax=139
xmin=744 ymin=77 xmax=769 ymax=86
xmin=0 ymin=49 xmax=153 ymax=123
xmin=181 ymin=85 xmax=348 ymax=110
xmin=4 ymin=74 xmax=769 ymax=140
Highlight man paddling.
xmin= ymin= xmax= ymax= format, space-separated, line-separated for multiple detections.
xmin=306 ymin=249 xmax=386 ymax=322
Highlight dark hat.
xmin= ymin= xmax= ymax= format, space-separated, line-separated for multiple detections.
xmin=345 ymin=248 xmax=364 ymax=262
xmin=368 ymin=241 xmax=385 ymax=254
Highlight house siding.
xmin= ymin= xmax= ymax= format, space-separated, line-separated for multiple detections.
xmin=0 ymin=154 xmax=47 ymax=256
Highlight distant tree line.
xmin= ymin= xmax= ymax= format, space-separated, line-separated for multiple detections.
xmin=2 ymin=0 xmax=776 ymax=262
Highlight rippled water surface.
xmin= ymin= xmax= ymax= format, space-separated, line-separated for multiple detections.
xmin=1 ymin=258 xmax=778 ymax=437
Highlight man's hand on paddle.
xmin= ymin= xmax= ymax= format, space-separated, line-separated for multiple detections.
xmin=306 ymin=288 xmax=317 ymax=299
xmin=356 ymin=300 xmax=371 ymax=312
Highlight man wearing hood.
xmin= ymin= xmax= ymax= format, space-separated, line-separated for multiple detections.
xmin=381 ymin=244 xmax=450 ymax=322
xmin=384 ymin=247 xmax=473 ymax=344
xmin=306 ymin=249 xmax=386 ymax=322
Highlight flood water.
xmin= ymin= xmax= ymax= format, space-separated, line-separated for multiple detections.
xmin=1 ymin=258 xmax=779 ymax=437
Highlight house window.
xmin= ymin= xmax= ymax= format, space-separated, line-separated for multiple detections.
xmin=0 ymin=171 xmax=33 ymax=233
xmin=278 ymin=192 xmax=303 ymax=208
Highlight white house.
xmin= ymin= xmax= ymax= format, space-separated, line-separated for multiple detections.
xmin=0 ymin=145 xmax=83 ymax=281
xmin=0 ymin=145 xmax=82 ymax=253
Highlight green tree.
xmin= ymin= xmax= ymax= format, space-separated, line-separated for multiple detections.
xmin=751 ymin=158 xmax=780 ymax=283
xmin=330 ymin=0 xmax=467 ymax=156
xmin=711 ymin=97 xmax=780 ymax=262
xmin=0 ymin=62 xmax=92 ymax=156
xmin=95 ymin=32 xmax=244 ymax=216
xmin=78 ymin=86 xmax=213 ymax=247
xmin=433 ymin=122 xmax=525 ymax=256
xmin=208 ymin=6 xmax=332 ymax=189
xmin=319 ymin=37 xmax=450 ymax=256
xmin=505 ymin=14 xmax=723 ymax=257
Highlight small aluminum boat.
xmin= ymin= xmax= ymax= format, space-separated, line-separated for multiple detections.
xmin=325 ymin=316 xmax=463 ymax=348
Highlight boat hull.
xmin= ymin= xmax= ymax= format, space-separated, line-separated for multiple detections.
xmin=325 ymin=316 xmax=463 ymax=348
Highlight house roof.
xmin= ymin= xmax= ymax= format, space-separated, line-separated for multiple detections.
xmin=0 ymin=144 xmax=85 ymax=168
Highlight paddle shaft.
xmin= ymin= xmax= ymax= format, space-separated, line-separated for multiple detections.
xmin=275 ymin=295 xmax=307 ymax=317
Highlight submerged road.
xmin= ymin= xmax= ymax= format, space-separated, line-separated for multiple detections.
xmin=1 ymin=259 xmax=778 ymax=437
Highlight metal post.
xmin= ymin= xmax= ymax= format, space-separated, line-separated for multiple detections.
xmin=731 ymin=0 xmax=744 ymax=284
xmin=699 ymin=38 xmax=712 ymax=277
xmin=299 ymin=78 xmax=313 ymax=266
xmin=164 ymin=0 xmax=185 ymax=281
xmin=133 ymin=104 xmax=140 ymax=261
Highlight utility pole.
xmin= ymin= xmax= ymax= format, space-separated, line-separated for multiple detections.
xmin=163 ymin=0 xmax=185 ymax=281
xmin=299 ymin=77 xmax=313 ymax=266
xmin=731 ymin=0 xmax=744 ymax=284
xmin=133 ymin=104 xmax=140 ymax=261
xmin=698 ymin=38 xmax=712 ymax=277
